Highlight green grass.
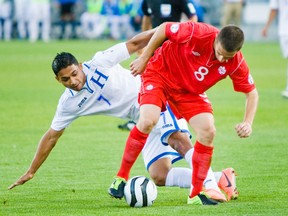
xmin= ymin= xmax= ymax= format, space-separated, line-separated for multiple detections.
xmin=0 ymin=40 xmax=288 ymax=216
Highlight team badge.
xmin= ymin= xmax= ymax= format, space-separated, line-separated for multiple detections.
xmin=218 ymin=66 xmax=226 ymax=75
xmin=170 ymin=24 xmax=179 ymax=33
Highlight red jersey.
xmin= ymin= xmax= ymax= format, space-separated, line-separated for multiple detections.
xmin=145 ymin=22 xmax=255 ymax=94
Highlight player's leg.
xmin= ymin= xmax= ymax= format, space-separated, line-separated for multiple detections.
xmin=108 ymin=104 xmax=161 ymax=199
xmin=168 ymin=130 xmax=226 ymax=202
xmin=188 ymin=112 xmax=215 ymax=198
xmin=148 ymin=157 xmax=172 ymax=186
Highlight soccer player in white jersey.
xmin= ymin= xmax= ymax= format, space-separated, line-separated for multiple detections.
xmin=262 ymin=0 xmax=288 ymax=98
xmin=8 ymin=28 xmax=237 ymax=203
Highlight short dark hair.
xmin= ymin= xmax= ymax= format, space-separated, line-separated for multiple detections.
xmin=52 ymin=52 xmax=78 ymax=75
xmin=217 ymin=25 xmax=244 ymax=52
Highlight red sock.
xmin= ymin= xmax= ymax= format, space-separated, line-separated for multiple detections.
xmin=190 ymin=141 xmax=213 ymax=198
xmin=117 ymin=126 xmax=148 ymax=180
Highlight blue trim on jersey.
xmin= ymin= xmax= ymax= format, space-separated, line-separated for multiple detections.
xmin=146 ymin=152 xmax=183 ymax=170
xmin=171 ymin=156 xmax=183 ymax=164
xmin=83 ymin=75 xmax=94 ymax=93
xmin=160 ymin=105 xmax=180 ymax=145
xmin=83 ymin=63 xmax=90 ymax=69
xmin=69 ymin=89 xmax=74 ymax=96
xmin=160 ymin=104 xmax=192 ymax=146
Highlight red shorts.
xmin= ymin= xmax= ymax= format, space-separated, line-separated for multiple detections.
xmin=139 ymin=72 xmax=213 ymax=121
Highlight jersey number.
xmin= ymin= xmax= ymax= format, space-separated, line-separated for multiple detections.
xmin=194 ymin=66 xmax=208 ymax=81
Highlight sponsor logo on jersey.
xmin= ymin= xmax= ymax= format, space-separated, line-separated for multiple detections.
xmin=170 ymin=24 xmax=179 ymax=33
xmin=146 ymin=84 xmax=154 ymax=90
xmin=162 ymin=123 xmax=173 ymax=129
xmin=192 ymin=51 xmax=200 ymax=56
xmin=78 ymin=97 xmax=87 ymax=108
xmin=160 ymin=4 xmax=172 ymax=17
xmin=218 ymin=66 xmax=226 ymax=75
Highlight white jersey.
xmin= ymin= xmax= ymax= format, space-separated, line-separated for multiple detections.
xmin=50 ymin=42 xmax=191 ymax=168
xmin=51 ymin=43 xmax=140 ymax=131
xmin=270 ymin=0 xmax=288 ymax=36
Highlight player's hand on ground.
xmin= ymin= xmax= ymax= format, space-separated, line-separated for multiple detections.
xmin=130 ymin=56 xmax=148 ymax=76
xmin=235 ymin=122 xmax=252 ymax=138
xmin=8 ymin=172 xmax=34 ymax=190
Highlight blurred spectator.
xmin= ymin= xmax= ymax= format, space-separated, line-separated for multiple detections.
xmin=129 ymin=0 xmax=143 ymax=33
xmin=0 ymin=0 xmax=13 ymax=41
xmin=141 ymin=0 xmax=198 ymax=31
xmin=118 ymin=0 xmax=134 ymax=39
xmin=57 ymin=0 xmax=79 ymax=39
xmin=14 ymin=0 xmax=30 ymax=39
xmin=80 ymin=0 xmax=106 ymax=39
xmin=27 ymin=0 xmax=51 ymax=42
xmin=101 ymin=0 xmax=121 ymax=40
xmin=262 ymin=0 xmax=288 ymax=98
xmin=190 ymin=0 xmax=205 ymax=22
xmin=221 ymin=0 xmax=244 ymax=26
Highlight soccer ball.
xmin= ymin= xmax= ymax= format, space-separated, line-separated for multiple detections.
xmin=124 ymin=176 xmax=157 ymax=207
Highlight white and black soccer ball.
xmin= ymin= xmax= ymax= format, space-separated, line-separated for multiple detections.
xmin=124 ymin=176 xmax=157 ymax=208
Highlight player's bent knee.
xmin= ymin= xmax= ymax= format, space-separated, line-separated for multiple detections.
xmin=149 ymin=173 xmax=166 ymax=186
xmin=137 ymin=118 xmax=158 ymax=133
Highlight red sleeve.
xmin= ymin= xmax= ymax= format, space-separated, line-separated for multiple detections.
xmin=165 ymin=22 xmax=194 ymax=44
xmin=230 ymin=56 xmax=256 ymax=93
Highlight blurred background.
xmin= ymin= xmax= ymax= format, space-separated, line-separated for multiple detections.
xmin=0 ymin=0 xmax=277 ymax=43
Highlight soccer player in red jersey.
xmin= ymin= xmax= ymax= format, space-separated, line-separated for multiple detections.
xmin=109 ymin=22 xmax=258 ymax=205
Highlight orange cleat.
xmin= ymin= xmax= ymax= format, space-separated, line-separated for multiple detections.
xmin=218 ymin=168 xmax=239 ymax=201
xmin=204 ymin=188 xmax=227 ymax=202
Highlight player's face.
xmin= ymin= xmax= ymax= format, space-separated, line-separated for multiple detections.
xmin=56 ymin=64 xmax=86 ymax=91
xmin=214 ymin=40 xmax=237 ymax=63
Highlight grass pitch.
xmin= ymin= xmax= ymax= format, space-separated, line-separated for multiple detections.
xmin=0 ymin=40 xmax=288 ymax=216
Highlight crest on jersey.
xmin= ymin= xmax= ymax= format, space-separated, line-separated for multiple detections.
xmin=218 ymin=66 xmax=226 ymax=75
xmin=170 ymin=24 xmax=179 ymax=33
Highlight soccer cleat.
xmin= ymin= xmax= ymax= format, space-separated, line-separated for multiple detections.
xmin=187 ymin=192 xmax=218 ymax=205
xmin=118 ymin=120 xmax=136 ymax=131
xmin=108 ymin=177 xmax=126 ymax=199
xmin=204 ymin=188 xmax=227 ymax=202
xmin=218 ymin=168 xmax=239 ymax=201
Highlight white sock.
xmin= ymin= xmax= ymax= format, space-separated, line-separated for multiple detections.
xmin=203 ymin=168 xmax=221 ymax=192
xmin=184 ymin=148 xmax=194 ymax=168
xmin=184 ymin=147 xmax=221 ymax=191
xmin=165 ymin=167 xmax=192 ymax=188
xmin=213 ymin=171 xmax=222 ymax=183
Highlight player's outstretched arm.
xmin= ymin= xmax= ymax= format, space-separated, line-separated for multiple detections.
xmin=125 ymin=28 xmax=157 ymax=55
xmin=8 ymin=128 xmax=65 ymax=190
xmin=130 ymin=22 xmax=168 ymax=76
xmin=235 ymin=89 xmax=259 ymax=138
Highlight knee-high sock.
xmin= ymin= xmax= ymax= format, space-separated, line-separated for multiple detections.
xmin=184 ymin=148 xmax=220 ymax=192
xmin=117 ymin=126 xmax=148 ymax=180
xmin=165 ymin=167 xmax=221 ymax=191
xmin=165 ymin=167 xmax=192 ymax=188
xmin=190 ymin=141 xmax=213 ymax=198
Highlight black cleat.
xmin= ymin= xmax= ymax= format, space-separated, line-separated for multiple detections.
xmin=187 ymin=192 xmax=219 ymax=205
xmin=108 ymin=177 xmax=126 ymax=199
